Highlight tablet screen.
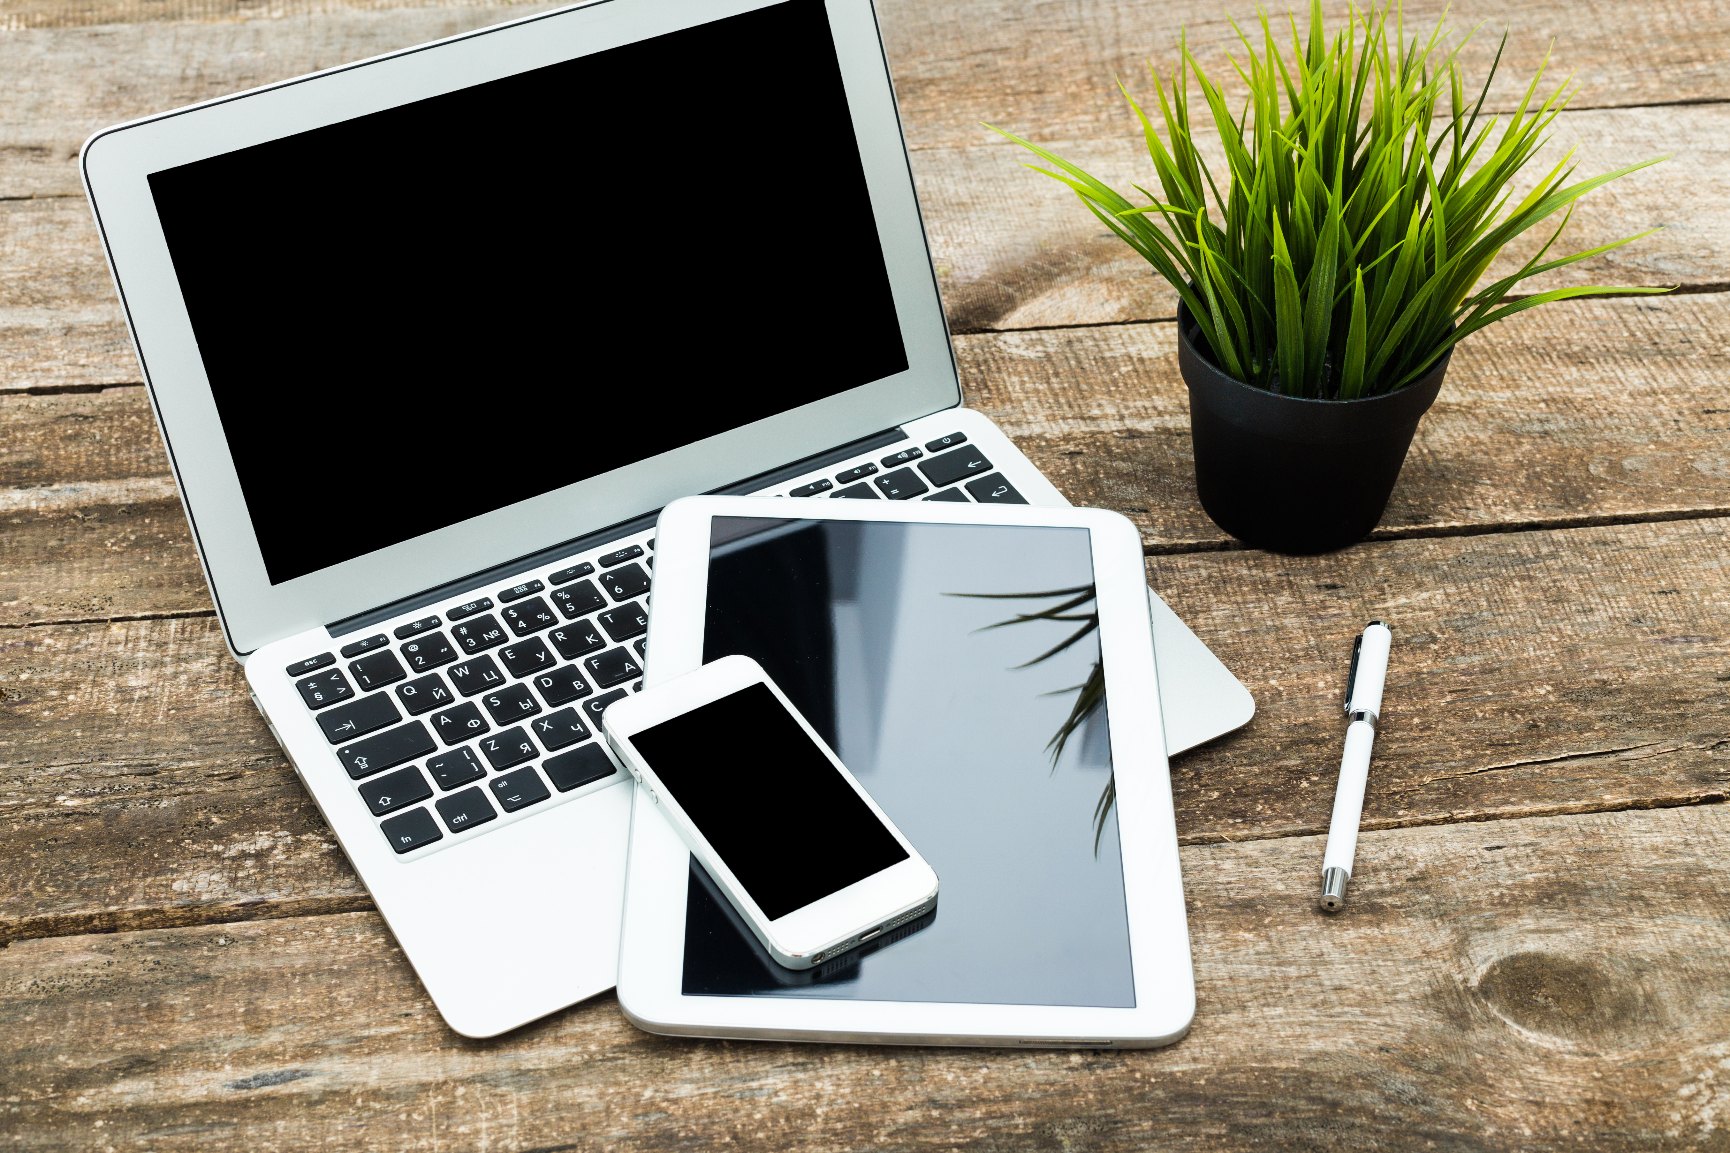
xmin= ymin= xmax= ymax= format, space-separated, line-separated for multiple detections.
xmin=684 ymin=515 xmax=1134 ymax=1006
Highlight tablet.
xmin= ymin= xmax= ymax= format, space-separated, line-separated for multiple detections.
xmin=617 ymin=496 xmax=1194 ymax=1047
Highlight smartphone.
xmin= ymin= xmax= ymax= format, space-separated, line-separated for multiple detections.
xmin=603 ymin=654 xmax=938 ymax=970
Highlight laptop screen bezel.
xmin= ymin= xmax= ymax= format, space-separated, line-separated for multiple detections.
xmin=81 ymin=0 xmax=961 ymax=657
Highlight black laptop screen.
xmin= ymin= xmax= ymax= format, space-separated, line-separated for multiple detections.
xmin=147 ymin=0 xmax=908 ymax=585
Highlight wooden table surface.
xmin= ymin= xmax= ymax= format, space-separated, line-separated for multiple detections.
xmin=4 ymin=0 xmax=1728 ymax=1148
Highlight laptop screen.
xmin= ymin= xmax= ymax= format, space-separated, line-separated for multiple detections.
xmin=146 ymin=0 xmax=907 ymax=586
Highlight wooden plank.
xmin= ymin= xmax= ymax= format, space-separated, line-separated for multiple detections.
xmin=876 ymin=0 xmax=1730 ymax=151
xmin=954 ymin=294 xmax=1730 ymax=547
xmin=0 ymin=496 xmax=206 ymax=624
xmin=3 ymin=802 xmax=1727 ymax=1151
xmin=4 ymin=103 xmax=1717 ymax=396
xmin=5 ymin=294 xmax=1726 ymax=625
xmin=917 ymin=103 xmax=1717 ymax=332
xmin=4 ymin=518 xmax=1725 ymax=941
xmin=3 ymin=0 xmax=1722 ymax=126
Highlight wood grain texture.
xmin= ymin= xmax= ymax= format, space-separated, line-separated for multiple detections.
xmin=4 ymin=109 xmax=1717 ymax=392
xmin=3 ymin=802 xmax=1728 ymax=1152
xmin=4 ymin=517 xmax=1725 ymax=943
xmin=918 ymin=103 xmax=1713 ymax=333
xmin=4 ymin=0 xmax=1721 ymax=122
xmin=876 ymin=0 xmax=1730 ymax=151
xmin=5 ymin=294 xmax=1725 ymax=624
xmin=956 ymin=294 xmax=1730 ymax=546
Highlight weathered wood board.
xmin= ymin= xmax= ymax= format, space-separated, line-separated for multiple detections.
xmin=6 ymin=295 xmax=1728 ymax=628
xmin=3 ymin=0 xmax=1727 ymax=1146
xmin=5 ymin=517 xmax=1725 ymax=944
xmin=3 ymin=104 xmax=1719 ymax=391
xmin=3 ymin=802 xmax=1727 ymax=1152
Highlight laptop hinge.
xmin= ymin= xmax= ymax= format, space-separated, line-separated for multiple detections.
xmin=325 ymin=425 xmax=910 ymax=639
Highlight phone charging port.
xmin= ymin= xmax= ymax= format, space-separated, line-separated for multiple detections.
xmin=859 ymin=926 xmax=883 ymax=942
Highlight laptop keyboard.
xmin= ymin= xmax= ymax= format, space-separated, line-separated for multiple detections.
xmin=282 ymin=430 xmax=1027 ymax=859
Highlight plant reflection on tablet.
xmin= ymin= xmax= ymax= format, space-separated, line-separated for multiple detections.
xmin=953 ymin=584 xmax=1114 ymax=853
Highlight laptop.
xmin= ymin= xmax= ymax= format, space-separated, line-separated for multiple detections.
xmin=81 ymin=0 xmax=1253 ymax=1037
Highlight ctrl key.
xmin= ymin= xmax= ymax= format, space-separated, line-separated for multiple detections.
xmin=380 ymin=807 xmax=442 ymax=855
xmin=435 ymin=786 xmax=497 ymax=834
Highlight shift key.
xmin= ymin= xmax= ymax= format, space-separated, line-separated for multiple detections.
xmin=337 ymin=720 xmax=435 ymax=780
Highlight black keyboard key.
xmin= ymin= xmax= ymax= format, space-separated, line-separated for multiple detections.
xmin=431 ymin=701 xmax=489 ymax=745
xmin=549 ymin=620 xmax=606 ymax=660
xmin=380 ymin=807 xmax=442 ymax=854
xmin=339 ymin=633 xmax=389 ymax=658
xmin=533 ymin=665 xmax=591 ymax=706
xmin=874 ymin=467 xmax=929 ymax=500
xmin=501 ymin=596 xmax=559 ymax=637
xmin=488 ymin=767 xmax=551 ymax=813
xmin=482 ymin=683 xmax=542 ymax=725
xmin=544 ymin=744 xmax=618 ymax=792
xmin=966 ymin=472 xmax=1029 ymax=504
xmin=549 ymin=562 xmax=594 ymax=585
xmin=835 ymin=462 xmax=878 ymax=483
xmin=585 ymin=647 xmax=643 ymax=689
xmin=480 ymin=726 xmax=538 ymax=771
xmin=426 ymin=745 xmax=486 ymax=790
xmin=447 ymin=655 xmax=507 ymax=696
xmin=531 ymin=707 xmax=592 ymax=751
xmin=435 ymin=787 xmax=496 ymax=833
xmin=580 ymin=688 xmax=629 ymax=727
xmin=919 ymin=445 xmax=994 ymax=489
xmin=498 ymin=579 xmax=544 ymax=603
xmin=601 ymin=563 xmax=651 ymax=602
xmin=399 ymin=632 xmax=457 ymax=673
xmin=598 ymin=602 xmax=648 ymax=643
xmin=599 ymin=546 xmax=644 ymax=568
xmin=925 ymin=431 xmax=967 ymax=453
xmin=881 ymin=446 xmax=924 ymax=467
xmin=447 ymin=596 xmax=494 ymax=621
xmin=552 ymin=580 xmax=606 ymax=620
xmin=338 ymin=721 xmax=435 ymax=780
xmin=924 ymin=488 xmax=970 ymax=502
xmin=499 ymin=636 xmax=555 ymax=678
xmin=831 ymin=482 xmax=879 ymax=499
xmin=349 ymin=649 xmax=407 ymax=691
xmin=396 ymin=673 xmax=453 ymax=715
xmin=285 ymin=652 xmax=334 ymax=677
xmin=790 ymin=478 xmax=833 ymax=497
xmin=393 ymin=615 xmax=442 ymax=640
xmin=451 ymin=613 xmax=509 ymax=654
xmin=359 ymin=765 xmax=433 ymax=817
xmin=317 ymin=693 xmax=401 ymax=744
xmin=295 ymin=668 xmax=353 ymax=710
xmin=633 ymin=637 xmax=647 ymax=658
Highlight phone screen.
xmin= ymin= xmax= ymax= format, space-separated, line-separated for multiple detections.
xmin=628 ymin=681 xmax=908 ymax=920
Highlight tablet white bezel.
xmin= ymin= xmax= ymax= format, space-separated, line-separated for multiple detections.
xmin=617 ymin=495 xmax=1195 ymax=1047
xmin=80 ymin=0 xmax=960 ymax=657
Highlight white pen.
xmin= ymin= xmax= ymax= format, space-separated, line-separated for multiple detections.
xmin=1319 ymin=620 xmax=1392 ymax=912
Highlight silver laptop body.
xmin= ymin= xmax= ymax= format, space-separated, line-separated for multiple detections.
xmin=82 ymin=0 xmax=1251 ymax=1037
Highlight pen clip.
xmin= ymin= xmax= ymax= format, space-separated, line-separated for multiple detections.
xmin=1344 ymin=633 xmax=1363 ymax=714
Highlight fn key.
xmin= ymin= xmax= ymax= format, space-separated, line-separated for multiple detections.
xmin=379 ymin=807 xmax=441 ymax=854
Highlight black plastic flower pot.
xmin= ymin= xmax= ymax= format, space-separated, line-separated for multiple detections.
xmin=1177 ymin=303 xmax=1448 ymax=555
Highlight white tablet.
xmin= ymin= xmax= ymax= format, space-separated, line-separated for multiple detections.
xmin=617 ymin=496 xmax=1195 ymax=1048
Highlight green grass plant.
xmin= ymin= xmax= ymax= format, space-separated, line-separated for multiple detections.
xmin=989 ymin=1 xmax=1667 ymax=399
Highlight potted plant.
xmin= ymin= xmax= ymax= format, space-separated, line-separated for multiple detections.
xmin=991 ymin=1 xmax=1666 ymax=553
